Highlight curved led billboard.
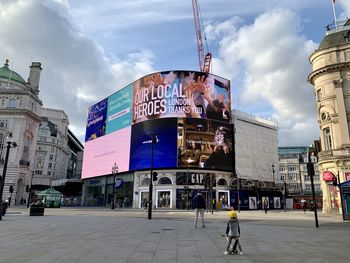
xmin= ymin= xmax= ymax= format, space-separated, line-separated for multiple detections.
xmin=81 ymin=70 xmax=232 ymax=179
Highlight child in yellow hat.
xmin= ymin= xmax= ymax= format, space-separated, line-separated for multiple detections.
xmin=224 ymin=210 xmax=243 ymax=255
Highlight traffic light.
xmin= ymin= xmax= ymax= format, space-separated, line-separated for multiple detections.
xmin=9 ymin=185 xmax=13 ymax=193
xmin=152 ymin=172 xmax=158 ymax=181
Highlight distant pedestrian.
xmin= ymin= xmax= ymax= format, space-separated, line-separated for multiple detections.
xmin=193 ymin=191 xmax=206 ymax=228
xmin=224 ymin=210 xmax=243 ymax=255
xmin=263 ymin=198 xmax=268 ymax=214
xmin=303 ymin=202 xmax=307 ymax=214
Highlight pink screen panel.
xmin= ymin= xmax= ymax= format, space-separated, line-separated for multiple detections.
xmin=81 ymin=126 xmax=131 ymax=179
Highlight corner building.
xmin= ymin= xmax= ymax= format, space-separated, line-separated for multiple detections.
xmin=309 ymin=19 xmax=350 ymax=218
xmin=82 ymin=71 xmax=279 ymax=210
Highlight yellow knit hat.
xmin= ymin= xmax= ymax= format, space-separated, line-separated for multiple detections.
xmin=228 ymin=210 xmax=237 ymax=218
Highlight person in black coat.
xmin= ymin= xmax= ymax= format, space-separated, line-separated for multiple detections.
xmin=193 ymin=192 xmax=206 ymax=228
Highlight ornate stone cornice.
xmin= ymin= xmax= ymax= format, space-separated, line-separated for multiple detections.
xmin=308 ymin=62 xmax=350 ymax=85
xmin=0 ymin=108 xmax=41 ymax=122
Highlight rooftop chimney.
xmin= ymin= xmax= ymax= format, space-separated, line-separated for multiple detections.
xmin=28 ymin=62 xmax=42 ymax=94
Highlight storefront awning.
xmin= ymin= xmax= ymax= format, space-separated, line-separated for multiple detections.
xmin=323 ymin=171 xmax=335 ymax=181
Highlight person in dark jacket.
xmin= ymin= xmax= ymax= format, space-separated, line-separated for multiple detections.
xmin=193 ymin=192 xmax=206 ymax=228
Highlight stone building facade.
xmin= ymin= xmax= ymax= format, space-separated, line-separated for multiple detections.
xmin=308 ymin=19 xmax=350 ymax=214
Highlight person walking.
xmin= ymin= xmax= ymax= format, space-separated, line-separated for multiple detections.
xmin=263 ymin=198 xmax=268 ymax=214
xmin=224 ymin=210 xmax=243 ymax=255
xmin=193 ymin=191 xmax=206 ymax=228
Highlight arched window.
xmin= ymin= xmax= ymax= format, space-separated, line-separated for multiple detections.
xmin=140 ymin=178 xmax=150 ymax=186
xmin=323 ymin=127 xmax=332 ymax=150
xmin=217 ymin=178 xmax=228 ymax=186
xmin=158 ymin=177 xmax=172 ymax=185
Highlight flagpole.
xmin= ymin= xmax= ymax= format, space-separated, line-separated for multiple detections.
xmin=332 ymin=0 xmax=338 ymax=29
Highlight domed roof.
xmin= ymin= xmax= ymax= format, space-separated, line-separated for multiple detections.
xmin=319 ymin=19 xmax=350 ymax=51
xmin=0 ymin=59 xmax=26 ymax=85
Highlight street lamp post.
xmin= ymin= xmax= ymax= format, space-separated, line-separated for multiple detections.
xmin=307 ymin=149 xmax=319 ymax=228
xmin=283 ymin=180 xmax=287 ymax=212
xmin=272 ymin=164 xmax=275 ymax=186
xmin=0 ymin=141 xmax=17 ymax=221
xmin=111 ymin=163 xmax=118 ymax=210
xmin=148 ymin=134 xmax=157 ymax=220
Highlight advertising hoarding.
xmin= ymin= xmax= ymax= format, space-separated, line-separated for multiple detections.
xmin=85 ymin=98 xmax=108 ymax=142
xmin=82 ymin=71 xmax=232 ymax=179
xmin=132 ymin=71 xmax=230 ymax=124
xmin=81 ymin=126 xmax=131 ymax=179
xmin=178 ymin=118 xmax=233 ymax=171
xmin=106 ymin=84 xmax=133 ymax=134
xmin=129 ymin=118 xmax=178 ymax=170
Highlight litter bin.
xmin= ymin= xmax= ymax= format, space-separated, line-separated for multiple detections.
xmin=29 ymin=201 xmax=45 ymax=216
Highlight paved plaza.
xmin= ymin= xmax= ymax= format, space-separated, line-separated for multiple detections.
xmin=0 ymin=208 xmax=349 ymax=263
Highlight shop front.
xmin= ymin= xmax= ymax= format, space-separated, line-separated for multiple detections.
xmin=339 ymin=180 xmax=350 ymax=220
xmin=83 ymin=173 xmax=134 ymax=207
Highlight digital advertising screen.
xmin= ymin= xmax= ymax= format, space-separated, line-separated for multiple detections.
xmin=106 ymin=84 xmax=133 ymax=134
xmin=132 ymin=71 xmax=231 ymax=124
xmin=81 ymin=126 xmax=132 ymax=179
xmin=85 ymin=98 xmax=108 ymax=142
xmin=129 ymin=118 xmax=178 ymax=170
xmin=178 ymin=118 xmax=233 ymax=171
xmin=82 ymin=71 xmax=232 ymax=180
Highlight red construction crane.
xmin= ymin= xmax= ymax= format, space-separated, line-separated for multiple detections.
xmin=192 ymin=0 xmax=212 ymax=73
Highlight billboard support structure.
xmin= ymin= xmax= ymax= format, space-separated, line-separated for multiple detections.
xmin=148 ymin=134 xmax=157 ymax=220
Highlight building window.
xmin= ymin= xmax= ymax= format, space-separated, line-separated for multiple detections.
xmin=22 ymin=136 xmax=31 ymax=162
xmin=8 ymin=98 xmax=16 ymax=108
xmin=49 ymin=154 xmax=54 ymax=161
xmin=323 ymin=128 xmax=332 ymax=150
xmin=316 ymin=89 xmax=322 ymax=100
xmin=48 ymin=163 xmax=52 ymax=169
xmin=288 ymin=166 xmax=296 ymax=172
xmin=288 ymin=174 xmax=296 ymax=181
xmin=0 ymin=120 xmax=8 ymax=128
xmin=280 ymin=175 xmax=285 ymax=181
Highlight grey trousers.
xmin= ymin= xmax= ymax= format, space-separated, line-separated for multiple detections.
xmin=194 ymin=208 xmax=205 ymax=227
xmin=226 ymin=236 xmax=242 ymax=252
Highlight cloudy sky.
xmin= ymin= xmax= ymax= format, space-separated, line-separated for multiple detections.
xmin=1 ymin=0 xmax=349 ymax=146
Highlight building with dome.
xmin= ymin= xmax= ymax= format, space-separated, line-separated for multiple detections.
xmin=309 ymin=18 xmax=350 ymax=219
xmin=0 ymin=60 xmax=42 ymax=206
xmin=0 ymin=60 xmax=84 ymax=207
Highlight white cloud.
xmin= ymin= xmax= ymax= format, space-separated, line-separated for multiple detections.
xmin=339 ymin=0 xmax=350 ymax=19
xmin=0 ymin=0 xmax=154 ymax=141
xmin=208 ymin=9 xmax=320 ymax=146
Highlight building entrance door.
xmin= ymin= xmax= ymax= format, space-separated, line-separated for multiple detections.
xmin=218 ymin=190 xmax=230 ymax=209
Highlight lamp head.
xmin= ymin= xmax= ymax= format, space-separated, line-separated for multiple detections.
xmin=11 ymin=142 xmax=17 ymax=148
